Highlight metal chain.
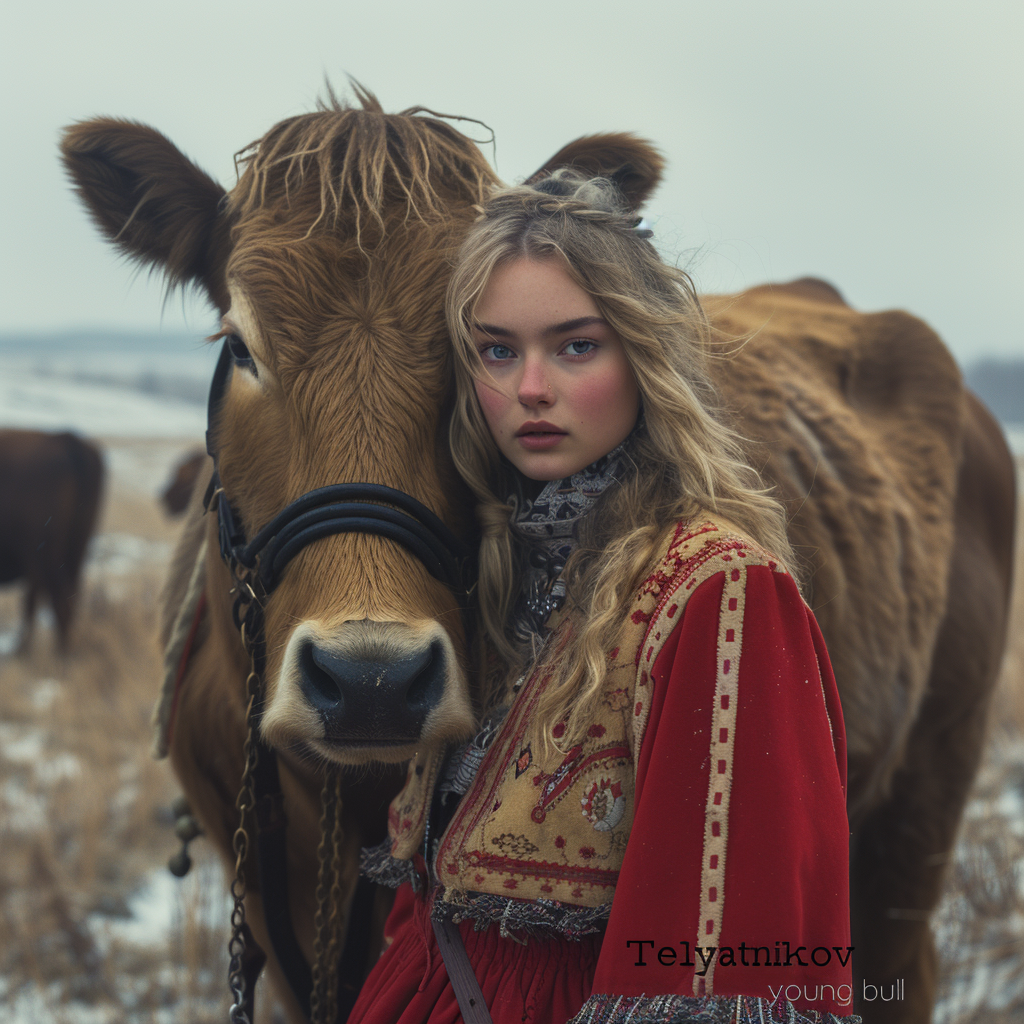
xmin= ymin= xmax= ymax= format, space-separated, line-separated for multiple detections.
xmin=310 ymin=768 xmax=340 ymax=1024
xmin=323 ymin=770 xmax=346 ymax=1020
xmin=227 ymin=585 xmax=263 ymax=1024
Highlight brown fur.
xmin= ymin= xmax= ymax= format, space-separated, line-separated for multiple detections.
xmin=62 ymin=94 xmax=1016 ymax=1024
xmin=0 ymin=429 xmax=105 ymax=655
xmin=703 ymin=285 xmax=1016 ymax=1022
xmin=525 ymin=131 xmax=666 ymax=211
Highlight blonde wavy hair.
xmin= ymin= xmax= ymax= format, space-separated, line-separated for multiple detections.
xmin=447 ymin=171 xmax=795 ymax=747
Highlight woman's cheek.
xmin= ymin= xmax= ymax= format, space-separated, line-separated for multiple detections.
xmin=569 ymin=364 xmax=639 ymax=424
xmin=474 ymin=378 xmax=511 ymax=436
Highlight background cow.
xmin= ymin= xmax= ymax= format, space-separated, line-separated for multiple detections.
xmin=0 ymin=428 xmax=105 ymax=654
xmin=160 ymin=448 xmax=206 ymax=517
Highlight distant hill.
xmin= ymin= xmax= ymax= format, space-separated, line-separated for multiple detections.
xmin=0 ymin=330 xmax=208 ymax=353
xmin=965 ymin=358 xmax=1024 ymax=425
xmin=0 ymin=331 xmax=219 ymax=410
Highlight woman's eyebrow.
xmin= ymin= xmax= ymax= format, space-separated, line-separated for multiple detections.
xmin=472 ymin=321 xmax=513 ymax=338
xmin=472 ymin=316 xmax=609 ymax=339
xmin=544 ymin=316 xmax=609 ymax=336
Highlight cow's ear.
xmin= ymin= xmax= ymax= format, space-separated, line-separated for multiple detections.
xmin=525 ymin=132 xmax=664 ymax=211
xmin=60 ymin=118 xmax=230 ymax=306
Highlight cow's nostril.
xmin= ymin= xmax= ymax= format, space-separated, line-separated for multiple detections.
xmin=300 ymin=641 xmax=345 ymax=708
xmin=405 ymin=641 xmax=446 ymax=713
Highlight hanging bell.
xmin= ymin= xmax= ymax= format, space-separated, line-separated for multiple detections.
xmin=168 ymin=794 xmax=204 ymax=877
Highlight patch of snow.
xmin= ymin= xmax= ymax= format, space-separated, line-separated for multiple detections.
xmin=86 ymin=533 xmax=174 ymax=577
xmin=0 ymin=365 xmax=208 ymax=438
xmin=102 ymin=440 xmax=204 ymax=498
xmin=934 ymin=739 xmax=1024 ymax=1022
xmin=0 ymin=346 xmax=216 ymax=441
xmin=0 ymin=625 xmax=19 ymax=657
xmin=0 ymin=725 xmax=45 ymax=763
xmin=89 ymin=870 xmax=179 ymax=950
xmin=4 ymin=981 xmax=121 ymax=1024
xmin=89 ymin=857 xmax=230 ymax=953
xmin=36 ymin=752 xmax=82 ymax=784
xmin=31 ymin=678 xmax=61 ymax=711
xmin=0 ymin=777 xmax=46 ymax=830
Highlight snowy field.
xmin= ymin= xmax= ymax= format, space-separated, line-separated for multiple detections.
xmin=0 ymin=337 xmax=214 ymax=439
xmin=0 ymin=344 xmax=1022 ymax=1022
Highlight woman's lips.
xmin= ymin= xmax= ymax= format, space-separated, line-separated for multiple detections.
xmin=516 ymin=423 xmax=567 ymax=451
xmin=517 ymin=431 xmax=566 ymax=451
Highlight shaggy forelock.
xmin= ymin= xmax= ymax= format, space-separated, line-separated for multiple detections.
xmin=227 ymin=83 xmax=496 ymax=246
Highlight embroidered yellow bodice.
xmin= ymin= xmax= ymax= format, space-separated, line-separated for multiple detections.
xmin=386 ymin=516 xmax=778 ymax=911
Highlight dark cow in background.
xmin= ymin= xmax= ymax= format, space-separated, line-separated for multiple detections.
xmin=0 ymin=428 xmax=105 ymax=654
xmin=160 ymin=448 xmax=205 ymax=517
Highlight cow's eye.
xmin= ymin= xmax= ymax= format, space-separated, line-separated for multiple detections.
xmin=227 ymin=333 xmax=257 ymax=376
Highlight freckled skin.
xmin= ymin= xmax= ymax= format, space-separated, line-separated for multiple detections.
xmin=472 ymin=258 xmax=640 ymax=481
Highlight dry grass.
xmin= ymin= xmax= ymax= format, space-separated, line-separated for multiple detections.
xmin=0 ymin=569 xmax=229 ymax=1022
xmin=933 ymin=457 xmax=1024 ymax=1022
xmin=0 ymin=454 xmax=1021 ymax=1023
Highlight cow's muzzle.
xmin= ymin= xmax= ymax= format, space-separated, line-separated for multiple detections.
xmin=298 ymin=632 xmax=447 ymax=743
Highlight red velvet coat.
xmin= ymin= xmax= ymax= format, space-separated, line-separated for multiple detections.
xmin=351 ymin=518 xmax=856 ymax=1024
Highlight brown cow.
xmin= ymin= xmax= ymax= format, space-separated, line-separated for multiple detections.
xmin=159 ymin=448 xmax=206 ymax=516
xmin=0 ymin=428 xmax=105 ymax=654
xmin=700 ymin=282 xmax=1017 ymax=1023
xmin=62 ymin=90 xmax=497 ymax=1023
xmin=61 ymin=92 xmax=1015 ymax=1024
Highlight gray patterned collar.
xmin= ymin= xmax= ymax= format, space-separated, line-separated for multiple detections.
xmin=509 ymin=442 xmax=629 ymax=642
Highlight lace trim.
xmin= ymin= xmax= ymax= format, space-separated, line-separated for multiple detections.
xmin=359 ymin=840 xmax=424 ymax=893
xmin=359 ymin=839 xmax=611 ymax=941
xmin=435 ymin=890 xmax=610 ymax=942
xmin=569 ymin=993 xmax=860 ymax=1024
xmin=437 ymin=707 xmax=508 ymax=803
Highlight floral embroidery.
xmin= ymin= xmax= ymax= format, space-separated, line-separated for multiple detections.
xmin=581 ymin=777 xmax=626 ymax=831
xmin=491 ymin=833 xmax=540 ymax=856
xmin=602 ymin=688 xmax=629 ymax=712
xmin=431 ymin=516 xmax=779 ymax=910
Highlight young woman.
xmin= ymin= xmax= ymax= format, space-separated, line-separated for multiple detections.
xmin=350 ymin=173 xmax=857 ymax=1024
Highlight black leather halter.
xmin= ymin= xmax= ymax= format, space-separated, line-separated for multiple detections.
xmin=205 ymin=340 xmax=473 ymax=603
xmin=202 ymin=338 xmax=474 ymax=1022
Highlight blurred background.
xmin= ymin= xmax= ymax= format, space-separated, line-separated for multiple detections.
xmin=0 ymin=1 xmax=1021 ymax=1020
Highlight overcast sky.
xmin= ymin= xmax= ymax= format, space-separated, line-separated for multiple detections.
xmin=2 ymin=0 xmax=1021 ymax=363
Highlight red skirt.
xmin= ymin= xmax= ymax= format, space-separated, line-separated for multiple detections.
xmin=348 ymin=883 xmax=600 ymax=1024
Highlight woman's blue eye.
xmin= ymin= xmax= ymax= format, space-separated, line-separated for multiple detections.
xmin=564 ymin=340 xmax=596 ymax=356
xmin=483 ymin=344 xmax=514 ymax=361
xmin=227 ymin=334 xmax=257 ymax=375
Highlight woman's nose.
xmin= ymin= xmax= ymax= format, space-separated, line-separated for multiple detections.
xmin=517 ymin=356 xmax=552 ymax=407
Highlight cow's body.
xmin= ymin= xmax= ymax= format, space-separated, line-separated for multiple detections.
xmin=705 ymin=281 xmax=1016 ymax=1019
xmin=0 ymin=428 xmax=105 ymax=654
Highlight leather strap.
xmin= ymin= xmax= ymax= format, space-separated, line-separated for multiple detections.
xmin=431 ymin=916 xmax=493 ymax=1024
xmin=253 ymin=735 xmax=376 ymax=1023
xmin=252 ymin=737 xmax=314 ymax=1020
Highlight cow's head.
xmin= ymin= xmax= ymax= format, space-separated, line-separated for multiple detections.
xmin=61 ymin=89 xmax=663 ymax=768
